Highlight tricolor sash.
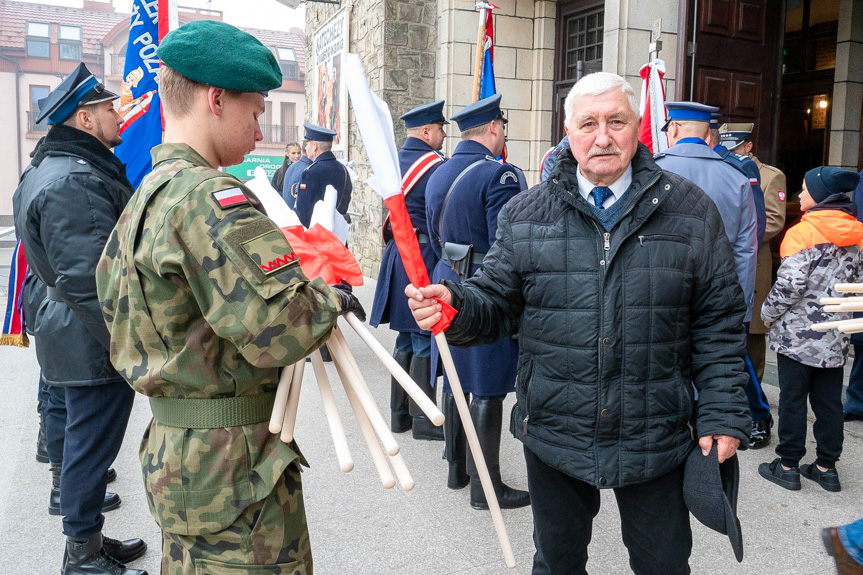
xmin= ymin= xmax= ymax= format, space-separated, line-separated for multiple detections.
xmin=1 ymin=239 xmax=29 ymax=347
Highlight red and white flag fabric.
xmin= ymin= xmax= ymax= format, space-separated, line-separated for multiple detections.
xmin=638 ymin=59 xmax=668 ymax=155
xmin=344 ymin=54 xmax=456 ymax=334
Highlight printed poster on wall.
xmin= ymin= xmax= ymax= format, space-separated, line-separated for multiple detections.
xmin=313 ymin=9 xmax=349 ymax=160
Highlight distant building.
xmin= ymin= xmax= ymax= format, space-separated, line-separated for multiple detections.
xmin=0 ymin=0 xmax=308 ymax=221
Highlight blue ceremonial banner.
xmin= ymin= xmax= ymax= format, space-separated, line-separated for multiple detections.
xmin=113 ymin=0 xmax=163 ymax=188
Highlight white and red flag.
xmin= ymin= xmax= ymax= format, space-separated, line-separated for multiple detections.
xmin=343 ymin=54 xmax=457 ymax=334
xmin=638 ymin=59 xmax=668 ymax=155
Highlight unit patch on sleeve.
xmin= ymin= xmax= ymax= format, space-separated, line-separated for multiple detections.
xmin=212 ymin=187 xmax=249 ymax=209
xmin=778 ymin=190 xmax=786 ymax=202
xmin=240 ymin=229 xmax=300 ymax=275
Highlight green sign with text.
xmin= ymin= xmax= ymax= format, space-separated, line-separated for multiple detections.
xmin=225 ymin=154 xmax=285 ymax=181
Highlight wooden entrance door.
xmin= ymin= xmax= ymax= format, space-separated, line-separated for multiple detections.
xmin=676 ymin=0 xmax=783 ymax=164
xmin=552 ymin=0 xmax=604 ymax=144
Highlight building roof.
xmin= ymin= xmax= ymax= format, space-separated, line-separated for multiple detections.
xmin=0 ymin=0 xmax=307 ymax=76
xmin=0 ymin=0 xmax=126 ymax=55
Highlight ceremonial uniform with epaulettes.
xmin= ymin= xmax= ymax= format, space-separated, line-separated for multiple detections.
xmin=425 ymin=94 xmax=530 ymax=509
xmin=716 ymin=146 xmax=766 ymax=247
xmin=427 ymin=143 xmax=525 ymax=396
xmin=294 ymin=123 xmax=352 ymax=229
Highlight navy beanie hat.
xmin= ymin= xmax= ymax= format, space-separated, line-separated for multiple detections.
xmin=804 ymin=166 xmax=861 ymax=204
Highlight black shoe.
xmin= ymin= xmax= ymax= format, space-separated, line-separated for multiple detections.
xmin=758 ymin=458 xmax=801 ymax=490
xmin=844 ymin=411 xmax=863 ymax=422
xmin=106 ymin=467 xmax=116 ymax=484
xmin=800 ymin=462 xmax=841 ymax=492
xmin=36 ymin=426 xmax=49 ymax=463
xmin=64 ymin=533 xmax=148 ymax=575
xmin=749 ymin=416 xmax=773 ymax=449
xmin=50 ymin=467 xmax=122 ymax=515
xmin=103 ymin=536 xmax=147 ymax=564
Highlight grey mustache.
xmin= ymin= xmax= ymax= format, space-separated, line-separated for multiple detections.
xmin=588 ymin=146 xmax=621 ymax=158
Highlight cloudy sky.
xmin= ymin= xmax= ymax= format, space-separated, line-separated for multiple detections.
xmin=21 ymin=0 xmax=306 ymax=31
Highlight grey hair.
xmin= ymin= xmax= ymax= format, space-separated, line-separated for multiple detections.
xmin=564 ymin=72 xmax=640 ymax=127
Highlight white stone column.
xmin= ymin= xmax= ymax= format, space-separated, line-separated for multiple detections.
xmin=829 ymin=0 xmax=863 ymax=170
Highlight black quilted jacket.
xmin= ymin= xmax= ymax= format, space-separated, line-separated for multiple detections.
xmin=444 ymin=143 xmax=751 ymax=488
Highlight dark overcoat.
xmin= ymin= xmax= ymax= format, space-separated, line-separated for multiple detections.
xmin=295 ymin=151 xmax=351 ymax=228
xmin=425 ymin=139 xmax=526 ymax=396
xmin=281 ymin=154 xmax=311 ymax=209
xmin=13 ymin=124 xmax=133 ymax=387
xmin=369 ymin=137 xmax=445 ymax=333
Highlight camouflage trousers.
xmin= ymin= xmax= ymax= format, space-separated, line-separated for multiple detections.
xmin=161 ymin=463 xmax=312 ymax=575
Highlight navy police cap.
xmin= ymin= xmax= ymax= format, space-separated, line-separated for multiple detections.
xmin=37 ymin=62 xmax=118 ymax=125
xmin=303 ymin=123 xmax=337 ymax=142
xmin=719 ymin=123 xmax=755 ymax=149
xmin=401 ymin=100 xmax=449 ymax=129
xmin=450 ymin=94 xmax=507 ymax=132
xmin=661 ymin=101 xmax=719 ymax=132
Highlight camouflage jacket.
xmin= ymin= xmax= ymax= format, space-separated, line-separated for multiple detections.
xmin=96 ymin=142 xmax=342 ymax=535
xmin=762 ymin=203 xmax=863 ymax=368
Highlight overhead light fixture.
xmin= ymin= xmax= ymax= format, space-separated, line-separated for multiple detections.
xmin=819 ymin=100 xmax=828 ymax=109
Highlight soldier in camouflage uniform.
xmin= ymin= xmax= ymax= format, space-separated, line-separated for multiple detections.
xmin=759 ymin=167 xmax=862 ymax=493
xmin=96 ymin=21 xmax=364 ymax=574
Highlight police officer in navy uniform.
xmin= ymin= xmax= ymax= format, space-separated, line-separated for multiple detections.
xmin=294 ymin=123 xmax=352 ymax=228
xmin=655 ymin=103 xmax=760 ymax=450
xmin=425 ymin=94 xmax=530 ymax=509
xmin=13 ymin=63 xmax=146 ymax=575
xmin=707 ymin=117 xmax=766 ymax=247
xmin=281 ymin=144 xmax=311 ymax=210
xmin=370 ymin=101 xmax=448 ymax=440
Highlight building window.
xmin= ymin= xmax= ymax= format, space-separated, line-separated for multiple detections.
xmin=29 ymin=85 xmax=50 ymax=132
xmin=26 ymin=22 xmax=50 ymax=58
xmin=564 ymin=7 xmax=604 ymax=80
xmin=277 ymin=47 xmax=297 ymax=80
xmin=59 ymin=25 xmax=82 ymax=61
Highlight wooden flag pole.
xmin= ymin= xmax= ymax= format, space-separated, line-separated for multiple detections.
xmin=434 ymin=332 xmax=516 ymax=568
xmin=329 ymin=340 xmax=397 ymax=489
xmin=471 ymin=4 xmax=487 ymax=103
xmin=330 ymin=326 xmax=416 ymax=492
xmin=309 ymin=349 xmax=354 ymax=473
xmin=342 ymin=313 xmax=444 ymax=426
xmin=325 ymin=329 xmax=401 ymax=457
xmin=269 ymin=363 xmax=296 ymax=434
xmin=281 ymin=359 xmax=306 ymax=443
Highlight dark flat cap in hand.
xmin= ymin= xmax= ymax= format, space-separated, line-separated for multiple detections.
xmin=683 ymin=442 xmax=744 ymax=562
xmin=158 ymin=20 xmax=282 ymax=93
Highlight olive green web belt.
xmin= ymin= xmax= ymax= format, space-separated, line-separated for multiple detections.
xmin=149 ymin=392 xmax=276 ymax=429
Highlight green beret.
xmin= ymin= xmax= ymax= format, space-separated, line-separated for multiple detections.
xmin=158 ymin=21 xmax=282 ymax=93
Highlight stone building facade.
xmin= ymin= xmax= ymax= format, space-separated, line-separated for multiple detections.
xmin=305 ymin=0 xmax=863 ymax=278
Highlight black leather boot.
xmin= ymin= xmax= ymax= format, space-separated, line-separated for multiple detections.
xmin=390 ymin=348 xmax=412 ymax=433
xmin=64 ymin=532 xmax=147 ymax=575
xmin=36 ymin=424 xmax=49 ymax=463
xmin=467 ymin=397 xmax=530 ymax=510
xmin=103 ymin=535 xmax=147 ymax=564
xmin=410 ymin=355 xmax=444 ymax=440
xmin=443 ymin=391 xmax=469 ymax=489
xmin=49 ymin=467 xmax=122 ymax=516
xmin=106 ymin=467 xmax=117 ymax=484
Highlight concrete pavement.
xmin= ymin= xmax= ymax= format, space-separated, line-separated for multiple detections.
xmin=0 ymin=279 xmax=861 ymax=574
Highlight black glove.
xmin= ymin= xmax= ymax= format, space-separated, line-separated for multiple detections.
xmin=331 ymin=283 xmax=366 ymax=322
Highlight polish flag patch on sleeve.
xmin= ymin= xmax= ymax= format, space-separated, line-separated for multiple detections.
xmin=778 ymin=190 xmax=786 ymax=202
xmin=212 ymin=187 xmax=249 ymax=209
xmin=750 ymin=178 xmax=759 ymax=186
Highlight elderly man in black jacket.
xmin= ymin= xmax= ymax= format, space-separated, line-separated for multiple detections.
xmin=407 ymin=72 xmax=750 ymax=575
xmin=13 ymin=63 xmax=146 ymax=575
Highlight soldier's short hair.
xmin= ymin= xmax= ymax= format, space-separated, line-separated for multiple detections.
xmin=159 ymin=65 xmax=241 ymax=118
xmin=461 ymin=122 xmax=491 ymax=140
xmin=317 ymin=140 xmax=333 ymax=152
xmin=565 ymin=72 xmax=640 ymax=127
